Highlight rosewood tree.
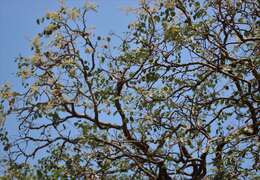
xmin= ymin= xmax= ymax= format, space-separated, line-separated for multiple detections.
xmin=0 ymin=0 xmax=259 ymax=179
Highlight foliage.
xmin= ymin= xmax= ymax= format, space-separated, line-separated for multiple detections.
xmin=0 ymin=0 xmax=260 ymax=179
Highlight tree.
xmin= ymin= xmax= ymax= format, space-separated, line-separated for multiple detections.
xmin=0 ymin=0 xmax=259 ymax=179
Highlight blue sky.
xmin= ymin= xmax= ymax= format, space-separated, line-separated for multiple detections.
xmin=0 ymin=0 xmax=138 ymax=86
xmin=0 ymin=0 xmax=138 ymax=168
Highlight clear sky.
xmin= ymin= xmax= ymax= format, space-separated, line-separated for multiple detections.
xmin=0 ymin=0 xmax=138 ymax=86
xmin=0 ymin=0 xmax=138 ymax=169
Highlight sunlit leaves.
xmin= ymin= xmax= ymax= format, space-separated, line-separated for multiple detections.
xmin=44 ymin=23 xmax=60 ymax=36
xmin=1 ymin=0 xmax=260 ymax=179
xmin=164 ymin=26 xmax=180 ymax=41
xmin=164 ymin=1 xmax=175 ymax=9
xmin=46 ymin=11 xmax=60 ymax=21
xmin=32 ymin=35 xmax=41 ymax=53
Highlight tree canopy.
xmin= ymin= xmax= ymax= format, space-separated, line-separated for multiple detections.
xmin=0 ymin=0 xmax=259 ymax=179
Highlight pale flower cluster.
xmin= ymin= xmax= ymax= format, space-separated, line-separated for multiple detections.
xmin=31 ymin=54 xmax=41 ymax=66
xmin=46 ymin=11 xmax=60 ymax=21
xmin=20 ymin=68 xmax=32 ymax=80
xmin=68 ymin=8 xmax=80 ymax=20
xmin=32 ymin=35 xmax=41 ymax=49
